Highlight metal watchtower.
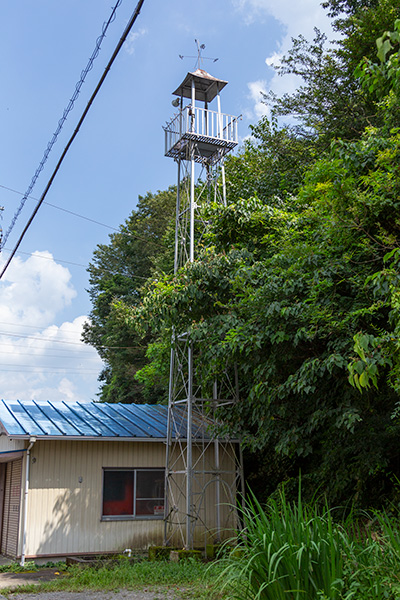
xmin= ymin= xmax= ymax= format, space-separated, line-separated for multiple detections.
xmin=163 ymin=66 xmax=244 ymax=550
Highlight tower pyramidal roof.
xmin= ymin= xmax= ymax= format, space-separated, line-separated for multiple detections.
xmin=173 ymin=69 xmax=227 ymax=103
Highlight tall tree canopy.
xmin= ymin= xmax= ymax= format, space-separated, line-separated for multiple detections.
xmin=82 ymin=188 xmax=176 ymax=403
xmin=125 ymin=110 xmax=400 ymax=504
xmin=85 ymin=0 xmax=400 ymax=505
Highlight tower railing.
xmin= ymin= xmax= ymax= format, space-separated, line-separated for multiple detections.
xmin=164 ymin=106 xmax=239 ymax=158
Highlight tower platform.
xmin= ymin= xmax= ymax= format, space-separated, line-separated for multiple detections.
xmin=164 ymin=105 xmax=239 ymax=164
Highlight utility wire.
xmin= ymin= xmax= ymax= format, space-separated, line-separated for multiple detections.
xmin=1 ymin=0 xmax=123 ymax=248
xmin=2 ymin=246 xmax=152 ymax=279
xmin=0 ymin=183 xmax=168 ymax=248
xmin=0 ymin=348 xmax=97 ymax=360
xmin=0 ymin=184 xmax=120 ymax=233
xmin=0 ymin=331 xmax=91 ymax=346
xmin=0 ymin=320 xmax=85 ymax=332
xmin=0 ymin=0 xmax=146 ymax=280
xmin=0 ymin=363 xmax=100 ymax=370
xmin=0 ymin=331 xmax=141 ymax=351
xmin=0 ymin=367 xmax=101 ymax=373
xmin=0 ymin=341 xmax=96 ymax=355
xmin=2 ymin=247 xmax=90 ymax=269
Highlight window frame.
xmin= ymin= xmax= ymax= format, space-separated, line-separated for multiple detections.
xmin=101 ymin=467 xmax=165 ymax=522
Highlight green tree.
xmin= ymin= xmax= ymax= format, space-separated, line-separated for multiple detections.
xmin=224 ymin=0 xmax=400 ymax=217
xmin=117 ymin=20 xmax=400 ymax=504
xmin=263 ymin=0 xmax=400 ymax=149
xmin=224 ymin=119 xmax=316 ymax=205
xmin=85 ymin=2 xmax=400 ymax=504
xmin=82 ymin=187 xmax=176 ymax=403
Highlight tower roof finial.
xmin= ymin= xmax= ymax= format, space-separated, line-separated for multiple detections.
xmin=179 ymin=40 xmax=218 ymax=70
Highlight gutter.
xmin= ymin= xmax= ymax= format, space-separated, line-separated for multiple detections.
xmin=9 ymin=435 xmax=168 ymax=442
xmin=8 ymin=435 xmax=240 ymax=443
xmin=20 ymin=436 xmax=36 ymax=567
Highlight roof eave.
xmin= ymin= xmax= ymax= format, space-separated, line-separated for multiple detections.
xmin=5 ymin=435 xmax=240 ymax=443
xmin=7 ymin=435 xmax=167 ymax=443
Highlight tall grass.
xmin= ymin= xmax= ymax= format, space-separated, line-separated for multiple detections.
xmin=219 ymin=489 xmax=357 ymax=600
xmin=350 ymin=510 xmax=400 ymax=599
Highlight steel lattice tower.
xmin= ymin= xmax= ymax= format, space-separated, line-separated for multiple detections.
xmin=163 ymin=68 xmax=244 ymax=550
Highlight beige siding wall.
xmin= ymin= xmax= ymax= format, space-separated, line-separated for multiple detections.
xmin=26 ymin=441 xmax=166 ymax=557
xmin=0 ymin=436 xmax=25 ymax=452
xmin=24 ymin=438 xmax=238 ymax=558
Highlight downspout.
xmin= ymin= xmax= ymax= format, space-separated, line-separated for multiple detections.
xmin=20 ymin=437 xmax=36 ymax=566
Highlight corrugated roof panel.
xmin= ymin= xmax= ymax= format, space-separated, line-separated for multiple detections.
xmin=122 ymin=404 xmax=167 ymax=437
xmin=0 ymin=400 xmax=26 ymax=435
xmin=90 ymin=403 xmax=142 ymax=437
xmin=102 ymin=404 xmax=162 ymax=438
xmin=82 ymin=402 xmax=136 ymax=437
xmin=149 ymin=404 xmax=200 ymax=439
xmin=37 ymin=401 xmax=84 ymax=436
xmin=52 ymin=402 xmax=103 ymax=436
xmin=66 ymin=402 xmax=119 ymax=437
xmin=166 ymin=406 xmax=188 ymax=438
xmin=140 ymin=404 xmax=170 ymax=433
xmin=5 ymin=401 xmax=47 ymax=436
xmin=20 ymin=401 xmax=65 ymax=436
xmin=0 ymin=400 xmax=213 ymax=440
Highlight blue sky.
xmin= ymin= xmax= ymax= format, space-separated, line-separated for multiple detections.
xmin=0 ymin=0 xmax=333 ymax=402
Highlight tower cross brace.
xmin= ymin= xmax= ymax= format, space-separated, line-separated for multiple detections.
xmin=163 ymin=66 xmax=244 ymax=550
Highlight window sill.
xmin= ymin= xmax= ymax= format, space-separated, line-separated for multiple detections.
xmin=101 ymin=515 xmax=164 ymax=522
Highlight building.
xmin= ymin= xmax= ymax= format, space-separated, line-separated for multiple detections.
xmin=0 ymin=400 xmax=239 ymax=562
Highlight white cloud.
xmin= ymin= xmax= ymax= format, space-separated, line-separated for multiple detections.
xmin=233 ymin=0 xmax=333 ymax=35
xmin=234 ymin=0 xmax=336 ymax=119
xmin=125 ymin=27 xmax=148 ymax=55
xmin=0 ymin=251 xmax=76 ymax=328
xmin=265 ymin=51 xmax=283 ymax=69
xmin=247 ymin=80 xmax=270 ymax=120
xmin=0 ymin=253 xmax=103 ymax=402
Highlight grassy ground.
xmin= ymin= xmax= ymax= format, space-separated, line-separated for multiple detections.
xmin=5 ymin=487 xmax=400 ymax=599
xmin=1 ymin=559 xmax=228 ymax=599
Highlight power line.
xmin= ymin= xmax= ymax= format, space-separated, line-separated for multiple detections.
xmin=0 ymin=331 xmax=91 ymax=346
xmin=2 ymin=247 xmax=89 ymax=269
xmin=0 ymin=348 xmax=98 ymax=360
xmin=1 ymin=246 xmax=153 ymax=279
xmin=0 ymin=320 xmax=85 ymax=332
xmin=1 ymin=0 xmax=124 ymax=248
xmin=0 ymin=182 xmax=168 ymax=249
xmin=0 ymin=366 xmax=101 ymax=373
xmin=0 ymin=184 xmax=120 ymax=233
xmin=0 ymin=331 xmax=141 ymax=351
xmin=0 ymin=0 xmax=146 ymax=280
xmin=0 ymin=340 xmax=96 ymax=355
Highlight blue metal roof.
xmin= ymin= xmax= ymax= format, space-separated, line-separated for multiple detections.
xmin=0 ymin=400 xmax=211 ymax=440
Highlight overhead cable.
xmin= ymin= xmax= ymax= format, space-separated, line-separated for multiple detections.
xmin=0 ymin=319 xmax=85 ymax=332
xmin=1 ymin=0 xmax=123 ymax=248
xmin=0 ymin=331 xmax=92 ymax=346
xmin=0 ymin=183 xmax=120 ymax=233
xmin=0 ymin=331 xmax=142 ymax=350
xmin=0 ymin=341 xmax=96 ymax=354
xmin=0 ymin=0 xmax=146 ymax=280
xmin=0 ymin=367 xmax=101 ymax=374
xmin=2 ymin=246 xmax=152 ymax=278
xmin=0 ymin=183 xmax=167 ymax=247
xmin=0 ymin=348 xmax=96 ymax=360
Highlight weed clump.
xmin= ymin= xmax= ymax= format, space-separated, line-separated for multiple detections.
xmin=218 ymin=488 xmax=400 ymax=600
